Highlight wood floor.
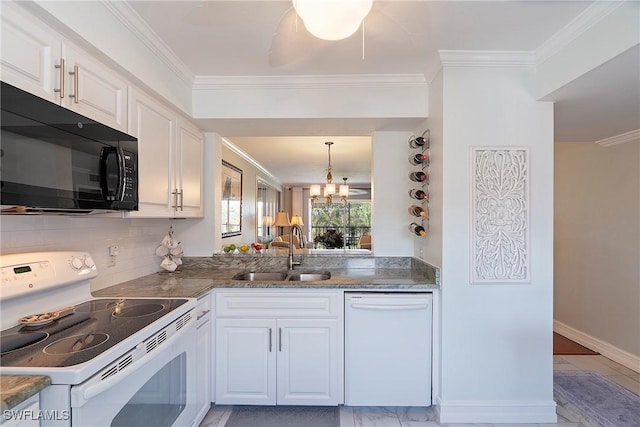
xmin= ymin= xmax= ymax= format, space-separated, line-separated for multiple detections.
xmin=553 ymin=332 xmax=600 ymax=355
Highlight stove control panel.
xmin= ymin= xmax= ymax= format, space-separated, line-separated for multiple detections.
xmin=0 ymin=251 xmax=98 ymax=301
xmin=2 ymin=260 xmax=55 ymax=284
xmin=70 ymin=255 xmax=95 ymax=271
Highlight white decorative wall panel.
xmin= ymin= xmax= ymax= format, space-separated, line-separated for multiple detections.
xmin=471 ymin=147 xmax=529 ymax=283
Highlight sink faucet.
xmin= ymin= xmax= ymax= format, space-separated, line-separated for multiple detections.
xmin=288 ymin=225 xmax=303 ymax=270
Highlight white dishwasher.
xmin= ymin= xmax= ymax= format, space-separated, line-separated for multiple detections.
xmin=345 ymin=292 xmax=432 ymax=406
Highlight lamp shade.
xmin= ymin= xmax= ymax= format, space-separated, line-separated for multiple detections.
xmin=262 ymin=215 xmax=273 ymax=226
xmin=324 ymin=183 xmax=336 ymax=196
xmin=290 ymin=215 xmax=304 ymax=226
xmin=310 ymin=185 xmax=322 ymax=198
xmin=339 ymin=184 xmax=349 ymax=198
xmin=274 ymin=211 xmax=291 ymax=227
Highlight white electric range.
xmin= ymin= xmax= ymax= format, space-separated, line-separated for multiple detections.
xmin=0 ymin=251 xmax=199 ymax=427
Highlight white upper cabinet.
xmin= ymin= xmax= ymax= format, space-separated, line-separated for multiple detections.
xmin=62 ymin=43 xmax=128 ymax=132
xmin=175 ymin=120 xmax=204 ymax=216
xmin=1 ymin=2 xmax=128 ymax=133
xmin=128 ymin=87 xmax=203 ymax=218
xmin=0 ymin=3 xmax=60 ymax=102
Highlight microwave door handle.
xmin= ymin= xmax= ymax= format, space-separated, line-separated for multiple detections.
xmin=100 ymin=147 xmax=126 ymax=202
xmin=116 ymin=148 xmax=126 ymax=201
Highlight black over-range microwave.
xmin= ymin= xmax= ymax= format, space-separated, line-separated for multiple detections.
xmin=1 ymin=82 xmax=138 ymax=213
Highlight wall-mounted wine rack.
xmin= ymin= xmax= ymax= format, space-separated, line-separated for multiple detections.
xmin=408 ymin=129 xmax=430 ymax=237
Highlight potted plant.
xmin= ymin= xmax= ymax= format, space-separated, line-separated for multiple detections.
xmin=314 ymin=229 xmax=344 ymax=249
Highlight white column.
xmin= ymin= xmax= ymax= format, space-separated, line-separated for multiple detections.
xmin=437 ymin=51 xmax=556 ymax=423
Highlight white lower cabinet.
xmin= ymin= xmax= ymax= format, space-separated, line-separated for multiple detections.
xmin=1 ymin=394 xmax=39 ymax=427
xmin=214 ymin=292 xmax=342 ymax=406
xmin=194 ymin=293 xmax=212 ymax=424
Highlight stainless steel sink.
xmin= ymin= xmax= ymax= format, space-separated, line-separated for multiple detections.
xmin=287 ymin=271 xmax=331 ymax=281
xmin=231 ymin=271 xmax=331 ymax=282
xmin=232 ymin=272 xmax=288 ymax=281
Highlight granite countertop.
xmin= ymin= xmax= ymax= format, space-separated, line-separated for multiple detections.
xmin=1 ymin=375 xmax=51 ymax=411
xmin=93 ymin=266 xmax=438 ymax=299
xmin=2 ymin=256 xmax=438 ymax=410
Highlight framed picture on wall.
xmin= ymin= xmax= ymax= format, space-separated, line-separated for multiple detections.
xmin=221 ymin=160 xmax=242 ymax=238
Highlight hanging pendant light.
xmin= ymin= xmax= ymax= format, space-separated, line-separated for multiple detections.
xmin=292 ymin=0 xmax=373 ymax=41
xmin=339 ymin=177 xmax=349 ymax=202
xmin=311 ymin=142 xmax=349 ymax=207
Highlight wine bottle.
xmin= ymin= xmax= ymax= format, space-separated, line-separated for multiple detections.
xmin=409 ymin=222 xmax=427 ymax=236
xmin=409 ymin=171 xmax=429 ymax=183
xmin=409 ymin=135 xmax=430 ymax=149
xmin=409 ymin=153 xmax=430 ymax=166
xmin=408 ymin=205 xmax=429 ymax=219
xmin=409 ymin=189 xmax=428 ymax=200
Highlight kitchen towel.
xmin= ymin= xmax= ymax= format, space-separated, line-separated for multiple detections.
xmin=554 ymin=370 xmax=640 ymax=427
xmin=223 ymin=405 xmax=338 ymax=427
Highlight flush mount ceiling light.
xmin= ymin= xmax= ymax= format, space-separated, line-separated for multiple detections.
xmin=293 ymin=0 xmax=373 ymax=41
xmin=310 ymin=142 xmax=348 ymax=206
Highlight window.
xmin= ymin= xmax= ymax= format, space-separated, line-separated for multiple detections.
xmin=310 ymin=201 xmax=371 ymax=249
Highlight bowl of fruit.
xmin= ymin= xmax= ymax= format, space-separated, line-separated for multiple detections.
xmin=251 ymin=243 xmax=263 ymax=253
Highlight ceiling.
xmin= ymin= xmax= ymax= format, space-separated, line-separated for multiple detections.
xmin=127 ymin=1 xmax=639 ymax=186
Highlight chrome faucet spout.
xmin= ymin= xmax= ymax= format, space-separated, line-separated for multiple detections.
xmin=288 ymin=225 xmax=303 ymax=270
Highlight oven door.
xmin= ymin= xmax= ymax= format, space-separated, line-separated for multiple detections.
xmin=69 ymin=322 xmax=198 ymax=427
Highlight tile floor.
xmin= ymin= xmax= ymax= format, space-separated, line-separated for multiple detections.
xmin=199 ymin=354 xmax=640 ymax=427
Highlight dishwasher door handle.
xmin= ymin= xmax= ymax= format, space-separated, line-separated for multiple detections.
xmin=350 ymin=302 xmax=429 ymax=310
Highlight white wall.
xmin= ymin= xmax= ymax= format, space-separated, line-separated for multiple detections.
xmin=420 ymin=71 xmax=443 ymax=267
xmin=371 ymin=131 xmax=416 ymax=257
xmin=437 ymin=58 xmax=555 ymax=423
xmin=0 ymin=215 xmax=173 ymax=291
xmin=554 ymin=140 xmax=640 ymax=369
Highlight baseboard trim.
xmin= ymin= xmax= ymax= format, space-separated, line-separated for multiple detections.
xmin=438 ymin=399 xmax=557 ymax=424
xmin=554 ymin=320 xmax=640 ymax=373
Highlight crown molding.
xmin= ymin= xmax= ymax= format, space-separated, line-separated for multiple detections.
xmin=438 ymin=50 xmax=536 ymax=67
xmin=193 ymin=74 xmax=427 ymax=91
xmin=536 ymin=1 xmax=626 ymax=65
xmin=222 ymin=138 xmax=282 ymax=185
xmin=595 ymin=129 xmax=640 ymax=147
xmin=101 ymin=1 xmax=194 ymax=87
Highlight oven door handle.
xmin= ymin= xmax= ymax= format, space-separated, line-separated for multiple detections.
xmin=71 ymin=321 xmax=193 ymax=406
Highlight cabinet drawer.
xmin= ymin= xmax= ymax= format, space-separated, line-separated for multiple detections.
xmin=215 ymin=292 xmax=340 ymax=318
xmin=196 ymin=292 xmax=212 ymax=323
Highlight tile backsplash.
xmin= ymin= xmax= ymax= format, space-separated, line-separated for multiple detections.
xmin=0 ymin=215 xmax=173 ymax=291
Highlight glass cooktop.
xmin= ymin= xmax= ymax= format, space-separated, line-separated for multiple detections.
xmin=0 ymin=298 xmax=189 ymax=368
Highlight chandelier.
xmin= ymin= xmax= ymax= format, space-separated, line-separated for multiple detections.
xmin=292 ymin=0 xmax=373 ymax=41
xmin=310 ymin=142 xmax=349 ymax=206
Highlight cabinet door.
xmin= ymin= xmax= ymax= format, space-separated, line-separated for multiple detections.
xmin=0 ymin=2 xmax=61 ymax=102
xmin=128 ymin=88 xmax=176 ymax=217
xmin=215 ymin=318 xmax=277 ymax=405
xmin=1 ymin=393 xmax=39 ymax=427
xmin=175 ymin=120 xmax=203 ymax=217
xmin=63 ymin=43 xmax=128 ymax=133
xmin=195 ymin=317 xmax=211 ymax=421
xmin=277 ymin=319 xmax=339 ymax=405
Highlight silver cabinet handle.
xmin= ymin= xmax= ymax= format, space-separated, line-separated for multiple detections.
xmin=278 ymin=328 xmax=282 ymax=352
xmin=350 ymin=302 xmax=429 ymax=310
xmin=178 ymin=189 xmax=184 ymax=211
xmin=268 ymin=328 xmax=272 ymax=352
xmin=68 ymin=65 xmax=79 ymax=104
xmin=171 ymin=190 xmax=179 ymax=209
xmin=196 ymin=309 xmax=210 ymax=321
xmin=54 ymin=58 xmax=65 ymax=98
